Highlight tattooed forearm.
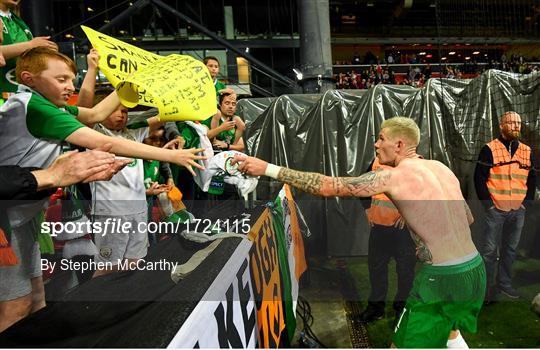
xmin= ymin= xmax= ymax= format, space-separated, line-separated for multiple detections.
xmin=333 ymin=171 xmax=392 ymax=196
xmin=277 ymin=168 xmax=324 ymax=196
xmin=276 ymin=168 xmax=391 ymax=197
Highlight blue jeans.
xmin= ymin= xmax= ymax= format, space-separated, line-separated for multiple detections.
xmin=480 ymin=206 xmax=525 ymax=290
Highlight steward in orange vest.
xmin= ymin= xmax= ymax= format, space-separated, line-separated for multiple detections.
xmin=475 ymin=136 xmax=535 ymax=211
xmin=365 ymin=157 xmax=402 ymax=226
xmin=474 ymin=111 xmax=536 ymax=302
xmin=359 ymin=157 xmax=415 ymax=323
xmin=486 ymin=138 xmax=531 ymax=211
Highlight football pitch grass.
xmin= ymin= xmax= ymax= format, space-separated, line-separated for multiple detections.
xmin=299 ymin=255 xmax=540 ymax=348
xmin=348 ymin=256 xmax=540 ymax=348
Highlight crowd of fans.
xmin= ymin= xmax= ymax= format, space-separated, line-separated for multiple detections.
xmin=1 ymin=0 xmax=539 ymax=335
xmin=335 ymin=52 xmax=539 ymax=89
xmin=475 ymin=53 xmax=540 ymax=75
xmin=335 ymin=63 xmax=432 ymax=89
xmin=0 ymin=0 xmax=244 ymax=332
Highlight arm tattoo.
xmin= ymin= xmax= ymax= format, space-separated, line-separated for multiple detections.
xmin=277 ymin=168 xmax=324 ymax=195
xmin=333 ymin=171 xmax=391 ymax=196
xmin=276 ymin=168 xmax=391 ymax=197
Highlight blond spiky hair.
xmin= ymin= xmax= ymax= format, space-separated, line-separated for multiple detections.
xmin=380 ymin=117 xmax=420 ymax=146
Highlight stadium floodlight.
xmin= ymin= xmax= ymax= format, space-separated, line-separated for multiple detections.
xmin=293 ymin=68 xmax=303 ymax=81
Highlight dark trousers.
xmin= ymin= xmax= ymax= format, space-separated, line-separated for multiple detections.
xmin=367 ymin=224 xmax=416 ymax=312
xmin=480 ymin=207 xmax=525 ymax=291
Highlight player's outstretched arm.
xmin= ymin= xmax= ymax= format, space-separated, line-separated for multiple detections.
xmin=233 ymin=154 xmax=391 ymax=197
xmin=276 ymin=167 xmax=391 ymax=197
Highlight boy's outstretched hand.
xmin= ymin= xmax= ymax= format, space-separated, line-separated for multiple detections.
xmin=175 ymin=148 xmax=207 ymax=176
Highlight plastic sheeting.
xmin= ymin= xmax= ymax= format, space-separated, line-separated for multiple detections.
xmin=237 ymin=70 xmax=540 ymax=256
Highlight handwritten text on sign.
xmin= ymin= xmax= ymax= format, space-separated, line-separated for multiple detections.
xmin=117 ymin=54 xmax=216 ymax=121
xmin=81 ymin=25 xmax=160 ymax=105
xmin=81 ymin=26 xmax=216 ymax=121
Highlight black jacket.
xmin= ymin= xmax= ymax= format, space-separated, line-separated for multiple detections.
xmin=0 ymin=166 xmax=54 ymax=200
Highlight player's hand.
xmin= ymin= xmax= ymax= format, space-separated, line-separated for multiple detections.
xmin=231 ymin=154 xmax=268 ymax=177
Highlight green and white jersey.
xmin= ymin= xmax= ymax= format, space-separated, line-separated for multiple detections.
xmin=0 ymin=85 xmax=83 ymax=168
xmin=143 ymin=159 xmax=161 ymax=189
xmin=0 ymin=10 xmax=33 ymax=94
xmin=0 ymin=85 xmax=84 ymax=226
xmin=215 ymin=80 xmax=226 ymax=97
xmin=202 ymin=116 xmax=236 ymax=144
xmin=90 ymin=125 xmax=149 ymax=216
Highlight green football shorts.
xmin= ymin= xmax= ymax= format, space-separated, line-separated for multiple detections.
xmin=392 ymin=253 xmax=486 ymax=348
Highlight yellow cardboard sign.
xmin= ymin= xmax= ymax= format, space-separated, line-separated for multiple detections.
xmin=81 ymin=25 xmax=160 ymax=104
xmin=117 ymin=54 xmax=216 ymax=121
xmin=81 ymin=26 xmax=217 ymax=121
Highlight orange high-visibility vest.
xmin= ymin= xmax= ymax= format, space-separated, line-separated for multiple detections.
xmin=365 ymin=158 xmax=402 ymax=226
xmin=486 ymin=139 xmax=531 ymax=211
